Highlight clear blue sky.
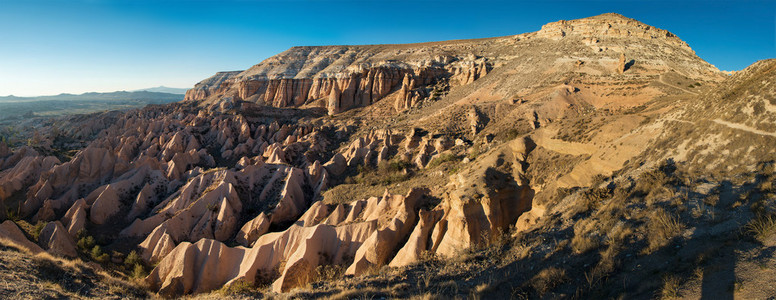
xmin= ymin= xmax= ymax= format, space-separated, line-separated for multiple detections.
xmin=0 ymin=0 xmax=773 ymax=96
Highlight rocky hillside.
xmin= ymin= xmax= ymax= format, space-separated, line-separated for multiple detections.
xmin=1 ymin=13 xmax=774 ymax=299
xmin=186 ymin=13 xmax=721 ymax=114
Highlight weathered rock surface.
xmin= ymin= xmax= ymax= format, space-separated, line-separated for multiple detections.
xmin=186 ymin=44 xmax=494 ymax=114
xmin=146 ymin=189 xmax=426 ymax=295
xmin=38 ymin=221 xmax=78 ymax=258
xmin=234 ymin=212 xmax=270 ymax=246
xmin=0 ymin=220 xmax=44 ymax=254
xmin=89 ymin=185 xmax=121 ymax=225
xmin=61 ymin=198 xmax=88 ymax=236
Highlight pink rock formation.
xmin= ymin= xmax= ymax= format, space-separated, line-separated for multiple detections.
xmin=145 ymin=189 xmax=427 ymax=295
xmin=0 ymin=220 xmax=44 ymax=254
xmin=323 ymin=153 xmax=346 ymax=175
xmin=38 ymin=221 xmax=78 ymax=258
xmin=0 ymin=154 xmax=59 ymax=201
xmin=61 ymin=199 xmax=87 ymax=236
xmin=389 ymin=208 xmax=443 ymax=267
xmin=89 ymin=185 xmax=121 ymax=225
xmin=24 ymin=146 xmax=119 ymax=216
xmin=235 ymin=212 xmax=270 ymax=247
xmin=268 ymin=168 xmax=307 ymax=223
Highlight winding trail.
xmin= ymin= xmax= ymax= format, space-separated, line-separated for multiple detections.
xmin=664 ymin=117 xmax=776 ymax=138
xmin=658 ymin=77 xmax=700 ymax=95
xmin=712 ymin=119 xmax=776 ymax=137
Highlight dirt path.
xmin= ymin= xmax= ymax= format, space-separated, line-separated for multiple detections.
xmin=713 ymin=119 xmax=776 ymax=137
xmin=664 ymin=118 xmax=694 ymax=125
xmin=662 ymin=117 xmax=775 ymax=138
xmin=658 ymin=77 xmax=700 ymax=95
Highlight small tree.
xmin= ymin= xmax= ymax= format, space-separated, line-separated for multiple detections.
xmin=91 ymin=245 xmax=109 ymax=263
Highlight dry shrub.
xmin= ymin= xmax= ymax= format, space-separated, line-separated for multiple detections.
xmin=530 ymin=267 xmax=567 ymax=296
xmin=660 ymin=274 xmax=682 ymax=299
xmin=505 ymin=241 xmax=533 ymax=261
xmin=218 ymin=279 xmax=256 ymax=296
xmin=313 ymin=264 xmax=345 ymax=283
xmin=635 ymin=160 xmax=678 ymax=199
xmin=571 ymin=235 xmax=600 ymax=255
xmin=436 ymin=280 xmax=459 ymax=295
xmin=571 ymin=218 xmax=601 ymax=254
xmin=758 ymin=177 xmax=774 ymax=193
xmin=577 ymin=187 xmax=612 ymax=213
xmin=409 ymin=292 xmax=445 ymax=300
xmin=470 ymin=281 xmax=494 ymax=300
xmin=703 ymin=194 xmax=720 ymax=207
xmin=606 ymin=221 xmax=633 ymax=245
xmin=745 ymin=213 xmax=776 ymax=242
xmin=644 ymin=209 xmax=683 ymax=254
xmin=584 ymin=240 xmax=622 ymax=291
xmin=327 ymin=287 xmax=389 ymax=300
xmin=0 ymin=237 xmax=33 ymax=255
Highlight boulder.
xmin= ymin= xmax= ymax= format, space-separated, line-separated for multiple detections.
xmin=38 ymin=221 xmax=78 ymax=258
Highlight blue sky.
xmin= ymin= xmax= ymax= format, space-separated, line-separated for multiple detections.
xmin=0 ymin=0 xmax=773 ymax=96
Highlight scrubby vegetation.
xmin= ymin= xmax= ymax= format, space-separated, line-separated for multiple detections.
xmin=345 ymin=159 xmax=415 ymax=186
xmin=0 ymin=237 xmax=148 ymax=298
xmin=279 ymin=158 xmax=776 ymax=299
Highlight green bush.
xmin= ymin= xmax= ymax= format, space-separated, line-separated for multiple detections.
xmin=31 ymin=221 xmax=46 ymax=242
xmin=505 ymin=128 xmax=521 ymax=140
xmin=125 ymin=250 xmax=142 ymax=267
xmin=383 ymin=159 xmax=413 ymax=173
xmin=5 ymin=208 xmax=19 ymax=221
xmin=76 ymin=231 xmax=96 ymax=252
xmin=91 ymin=245 xmax=109 ymax=263
xmin=219 ymin=279 xmax=255 ymax=296
xmin=426 ymin=153 xmax=460 ymax=169
xmin=131 ymin=263 xmax=147 ymax=279
xmin=348 ymin=158 xmax=415 ymax=187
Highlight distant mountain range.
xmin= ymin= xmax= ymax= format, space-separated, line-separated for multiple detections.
xmin=0 ymin=89 xmax=185 ymax=102
xmin=132 ymin=86 xmax=189 ymax=94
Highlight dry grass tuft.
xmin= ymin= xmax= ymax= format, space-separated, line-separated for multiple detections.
xmin=571 ymin=235 xmax=600 ymax=255
xmin=745 ymin=213 xmax=776 ymax=242
xmin=644 ymin=208 xmax=683 ymax=254
xmin=530 ymin=267 xmax=567 ymax=296
xmin=409 ymin=292 xmax=445 ymax=300
xmin=0 ymin=237 xmax=34 ymax=255
xmin=660 ymin=274 xmax=682 ymax=299
xmin=326 ymin=287 xmax=390 ymax=300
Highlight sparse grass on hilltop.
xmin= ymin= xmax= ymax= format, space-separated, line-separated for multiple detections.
xmin=0 ymin=238 xmax=148 ymax=299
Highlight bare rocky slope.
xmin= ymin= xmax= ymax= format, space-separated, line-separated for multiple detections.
xmin=1 ymin=13 xmax=774 ymax=299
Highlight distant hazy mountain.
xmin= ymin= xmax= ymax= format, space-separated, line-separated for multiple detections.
xmin=0 ymin=90 xmax=183 ymax=102
xmin=133 ymin=86 xmax=189 ymax=94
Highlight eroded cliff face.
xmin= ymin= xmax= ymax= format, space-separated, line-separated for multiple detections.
xmin=186 ymin=13 xmax=720 ymax=116
xmin=185 ymin=52 xmax=491 ymax=115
